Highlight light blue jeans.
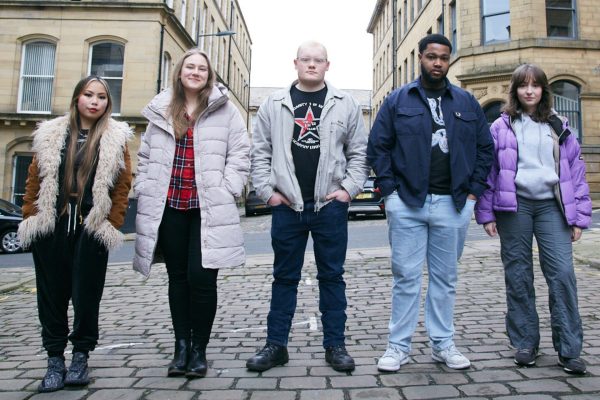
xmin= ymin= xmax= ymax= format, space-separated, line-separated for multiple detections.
xmin=385 ymin=193 xmax=474 ymax=353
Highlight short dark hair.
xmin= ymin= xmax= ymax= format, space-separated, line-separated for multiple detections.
xmin=418 ymin=34 xmax=452 ymax=54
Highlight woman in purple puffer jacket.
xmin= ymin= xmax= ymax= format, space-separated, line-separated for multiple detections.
xmin=475 ymin=64 xmax=591 ymax=375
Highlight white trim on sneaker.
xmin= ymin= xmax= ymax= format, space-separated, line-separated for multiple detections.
xmin=377 ymin=344 xmax=409 ymax=372
xmin=431 ymin=344 xmax=471 ymax=369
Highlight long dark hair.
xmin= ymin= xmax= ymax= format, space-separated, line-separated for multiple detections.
xmin=61 ymin=75 xmax=113 ymax=214
xmin=169 ymin=48 xmax=216 ymax=138
xmin=503 ymin=63 xmax=553 ymax=122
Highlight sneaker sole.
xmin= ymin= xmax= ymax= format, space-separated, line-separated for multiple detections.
xmin=377 ymin=356 xmax=409 ymax=372
xmin=558 ymin=360 xmax=586 ymax=375
xmin=514 ymin=359 xmax=536 ymax=367
xmin=431 ymin=354 xmax=471 ymax=369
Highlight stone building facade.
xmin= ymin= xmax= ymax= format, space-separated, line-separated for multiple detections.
xmin=0 ymin=0 xmax=251 ymax=204
xmin=368 ymin=0 xmax=600 ymax=196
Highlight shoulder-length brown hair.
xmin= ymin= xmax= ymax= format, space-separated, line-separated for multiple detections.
xmin=503 ymin=63 xmax=553 ymax=122
xmin=169 ymin=48 xmax=216 ymax=138
xmin=61 ymin=75 xmax=113 ymax=215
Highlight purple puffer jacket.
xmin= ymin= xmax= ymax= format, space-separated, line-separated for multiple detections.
xmin=475 ymin=112 xmax=591 ymax=228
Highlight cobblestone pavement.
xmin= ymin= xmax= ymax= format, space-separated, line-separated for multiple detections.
xmin=1 ymin=234 xmax=600 ymax=399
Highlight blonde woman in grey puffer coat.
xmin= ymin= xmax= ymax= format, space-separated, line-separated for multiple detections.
xmin=133 ymin=48 xmax=250 ymax=379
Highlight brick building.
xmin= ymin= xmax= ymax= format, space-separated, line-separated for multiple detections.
xmin=368 ymin=0 xmax=600 ymax=196
xmin=0 ymin=0 xmax=251 ymax=205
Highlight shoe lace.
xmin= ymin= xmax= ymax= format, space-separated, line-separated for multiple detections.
xmin=383 ymin=344 xmax=404 ymax=358
xmin=443 ymin=345 xmax=462 ymax=358
xmin=516 ymin=348 xmax=533 ymax=355
xmin=258 ymin=343 xmax=280 ymax=357
xmin=328 ymin=345 xmax=348 ymax=356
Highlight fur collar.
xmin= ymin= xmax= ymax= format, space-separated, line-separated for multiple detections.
xmin=18 ymin=115 xmax=133 ymax=249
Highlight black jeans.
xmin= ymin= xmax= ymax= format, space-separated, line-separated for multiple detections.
xmin=158 ymin=206 xmax=218 ymax=347
xmin=32 ymin=211 xmax=109 ymax=356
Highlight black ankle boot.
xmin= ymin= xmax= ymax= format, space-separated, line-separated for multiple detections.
xmin=38 ymin=356 xmax=66 ymax=393
xmin=167 ymin=339 xmax=190 ymax=377
xmin=186 ymin=344 xmax=207 ymax=378
xmin=64 ymin=352 xmax=90 ymax=386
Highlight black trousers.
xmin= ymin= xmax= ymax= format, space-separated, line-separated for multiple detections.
xmin=32 ymin=211 xmax=109 ymax=356
xmin=158 ymin=206 xmax=218 ymax=348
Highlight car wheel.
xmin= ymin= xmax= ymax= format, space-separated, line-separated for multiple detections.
xmin=1 ymin=229 xmax=22 ymax=254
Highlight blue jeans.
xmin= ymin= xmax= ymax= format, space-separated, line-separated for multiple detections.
xmin=385 ymin=193 xmax=474 ymax=353
xmin=267 ymin=200 xmax=349 ymax=348
xmin=495 ymin=196 xmax=582 ymax=358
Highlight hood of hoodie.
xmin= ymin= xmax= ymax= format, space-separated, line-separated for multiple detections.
xmin=141 ymin=83 xmax=230 ymax=134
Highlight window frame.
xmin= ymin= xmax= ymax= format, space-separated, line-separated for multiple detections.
xmin=481 ymin=0 xmax=511 ymax=45
xmin=546 ymin=0 xmax=578 ymax=38
xmin=87 ymin=41 xmax=125 ymax=115
xmin=17 ymin=40 xmax=56 ymax=114
xmin=551 ymin=79 xmax=583 ymax=142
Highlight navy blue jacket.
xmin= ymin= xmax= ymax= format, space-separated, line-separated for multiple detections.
xmin=367 ymin=78 xmax=494 ymax=210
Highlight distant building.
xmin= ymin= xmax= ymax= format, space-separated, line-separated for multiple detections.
xmin=368 ymin=0 xmax=600 ymax=196
xmin=0 ymin=0 xmax=251 ymax=204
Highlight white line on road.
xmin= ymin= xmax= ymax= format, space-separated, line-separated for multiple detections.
xmin=229 ymin=318 xmax=318 ymax=333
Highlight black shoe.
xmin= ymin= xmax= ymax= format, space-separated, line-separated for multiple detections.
xmin=514 ymin=348 xmax=538 ymax=367
xmin=38 ymin=356 xmax=66 ymax=393
xmin=186 ymin=344 xmax=208 ymax=379
xmin=246 ymin=343 xmax=289 ymax=372
xmin=558 ymin=355 xmax=587 ymax=375
xmin=167 ymin=339 xmax=190 ymax=377
xmin=325 ymin=345 xmax=355 ymax=372
xmin=64 ymin=352 xmax=90 ymax=386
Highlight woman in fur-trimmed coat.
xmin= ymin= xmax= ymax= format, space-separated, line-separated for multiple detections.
xmin=18 ymin=76 xmax=132 ymax=393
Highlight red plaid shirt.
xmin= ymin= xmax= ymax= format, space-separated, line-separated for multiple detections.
xmin=167 ymin=125 xmax=199 ymax=210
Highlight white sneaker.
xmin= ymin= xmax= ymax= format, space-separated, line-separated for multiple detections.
xmin=377 ymin=344 xmax=410 ymax=371
xmin=432 ymin=345 xmax=471 ymax=369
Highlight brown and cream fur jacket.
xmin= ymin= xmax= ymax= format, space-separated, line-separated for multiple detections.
xmin=18 ymin=115 xmax=133 ymax=250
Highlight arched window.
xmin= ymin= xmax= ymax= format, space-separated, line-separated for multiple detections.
xmin=551 ymin=80 xmax=582 ymax=141
xmin=89 ymin=42 xmax=125 ymax=114
xmin=483 ymin=101 xmax=504 ymax=126
xmin=18 ymin=40 xmax=56 ymax=113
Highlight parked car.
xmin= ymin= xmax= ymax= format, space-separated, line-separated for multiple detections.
xmin=348 ymin=176 xmax=385 ymax=219
xmin=244 ymin=189 xmax=271 ymax=216
xmin=0 ymin=198 xmax=23 ymax=254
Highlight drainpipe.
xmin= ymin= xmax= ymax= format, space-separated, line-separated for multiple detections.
xmin=392 ymin=0 xmax=397 ymax=89
xmin=156 ymin=24 xmax=165 ymax=94
xmin=226 ymin=0 xmax=234 ymax=87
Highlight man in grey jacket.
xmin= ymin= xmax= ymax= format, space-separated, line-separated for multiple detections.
xmin=247 ymin=41 xmax=369 ymax=372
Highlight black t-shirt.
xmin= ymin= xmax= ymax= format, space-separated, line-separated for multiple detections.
xmin=290 ymin=84 xmax=327 ymax=201
xmin=424 ymin=87 xmax=451 ymax=195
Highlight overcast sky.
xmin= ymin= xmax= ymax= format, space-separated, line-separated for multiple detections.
xmin=236 ymin=0 xmax=377 ymax=90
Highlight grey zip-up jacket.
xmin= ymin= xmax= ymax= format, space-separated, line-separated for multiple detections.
xmin=251 ymin=81 xmax=369 ymax=212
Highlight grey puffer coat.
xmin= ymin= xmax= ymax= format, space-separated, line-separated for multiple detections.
xmin=133 ymin=84 xmax=250 ymax=276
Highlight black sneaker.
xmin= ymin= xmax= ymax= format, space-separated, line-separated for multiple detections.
xmin=558 ymin=355 xmax=587 ymax=375
xmin=514 ymin=348 xmax=538 ymax=366
xmin=246 ymin=343 xmax=289 ymax=372
xmin=325 ymin=345 xmax=355 ymax=372
xmin=64 ymin=352 xmax=90 ymax=386
xmin=38 ymin=356 xmax=66 ymax=393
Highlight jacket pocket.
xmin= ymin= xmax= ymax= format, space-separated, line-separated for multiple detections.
xmin=453 ymin=111 xmax=478 ymax=142
xmin=394 ymin=107 xmax=424 ymax=136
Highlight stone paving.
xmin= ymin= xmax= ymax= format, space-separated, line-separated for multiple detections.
xmin=1 ymin=232 xmax=600 ymax=399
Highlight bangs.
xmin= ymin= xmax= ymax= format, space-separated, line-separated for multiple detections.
xmin=511 ymin=64 xmax=547 ymax=87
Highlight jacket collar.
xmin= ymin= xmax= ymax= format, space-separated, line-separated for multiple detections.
xmin=142 ymin=83 xmax=229 ymax=133
xmin=407 ymin=77 xmax=455 ymax=99
xmin=505 ymin=112 xmax=571 ymax=144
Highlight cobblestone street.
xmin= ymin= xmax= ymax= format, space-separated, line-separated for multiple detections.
xmin=1 ymin=235 xmax=600 ymax=399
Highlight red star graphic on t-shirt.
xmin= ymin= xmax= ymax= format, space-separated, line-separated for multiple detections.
xmin=294 ymin=105 xmax=316 ymax=139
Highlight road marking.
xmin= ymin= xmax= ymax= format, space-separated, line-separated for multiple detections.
xmin=229 ymin=318 xmax=318 ymax=333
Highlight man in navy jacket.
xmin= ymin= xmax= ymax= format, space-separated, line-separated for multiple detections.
xmin=367 ymin=34 xmax=493 ymax=372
